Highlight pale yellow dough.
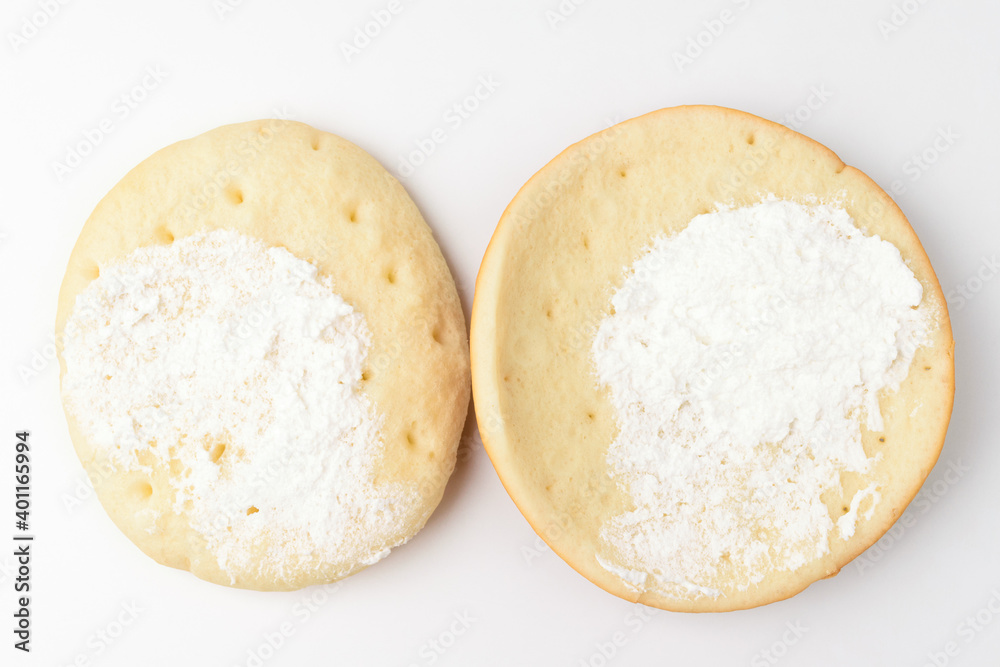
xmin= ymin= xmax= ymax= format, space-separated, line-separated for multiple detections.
xmin=471 ymin=105 xmax=955 ymax=612
xmin=56 ymin=120 xmax=470 ymax=591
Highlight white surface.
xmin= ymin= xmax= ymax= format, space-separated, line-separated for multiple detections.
xmin=1 ymin=1 xmax=997 ymax=665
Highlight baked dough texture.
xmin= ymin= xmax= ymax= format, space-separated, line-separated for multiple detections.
xmin=56 ymin=120 xmax=470 ymax=591
xmin=471 ymin=105 xmax=954 ymax=612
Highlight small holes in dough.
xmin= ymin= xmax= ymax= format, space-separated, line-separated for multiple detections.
xmin=209 ymin=443 xmax=226 ymax=464
xmin=154 ymin=226 xmax=175 ymax=244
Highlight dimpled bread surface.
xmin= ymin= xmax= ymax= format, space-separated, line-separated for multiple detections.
xmin=56 ymin=120 xmax=470 ymax=591
xmin=471 ymin=105 xmax=954 ymax=612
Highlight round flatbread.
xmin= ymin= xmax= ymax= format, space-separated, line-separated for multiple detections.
xmin=57 ymin=119 xmax=470 ymax=591
xmin=471 ymin=105 xmax=954 ymax=611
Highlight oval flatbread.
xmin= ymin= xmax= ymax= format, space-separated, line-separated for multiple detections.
xmin=57 ymin=120 xmax=470 ymax=591
xmin=471 ymin=105 xmax=954 ymax=611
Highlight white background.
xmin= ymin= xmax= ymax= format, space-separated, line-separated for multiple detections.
xmin=1 ymin=1 xmax=998 ymax=665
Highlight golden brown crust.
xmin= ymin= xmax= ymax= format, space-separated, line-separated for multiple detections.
xmin=56 ymin=120 xmax=470 ymax=590
xmin=471 ymin=105 xmax=954 ymax=612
